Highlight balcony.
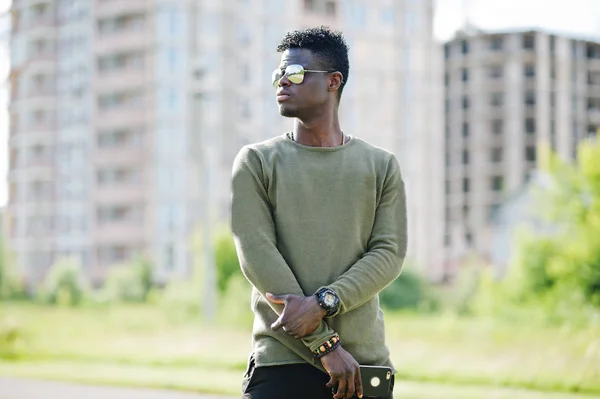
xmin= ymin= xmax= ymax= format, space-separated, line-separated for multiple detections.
xmin=93 ymin=221 xmax=146 ymax=244
xmin=11 ymin=89 xmax=57 ymax=110
xmin=589 ymin=59 xmax=600 ymax=71
xmin=95 ymin=0 xmax=148 ymax=18
xmin=8 ymin=163 xmax=54 ymax=183
xmin=95 ymin=69 xmax=147 ymax=93
xmin=94 ymin=184 xmax=145 ymax=204
xmin=93 ymin=145 xmax=145 ymax=165
xmin=589 ymin=108 xmax=600 ymax=124
xmin=95 ymin=30 xmax=148 ymax=55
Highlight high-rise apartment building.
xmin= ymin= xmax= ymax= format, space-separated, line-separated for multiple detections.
xmin=443 ymin=29 xmax=600 ymax=277
xmin=6 ymin=0 xmax=442 ymax=285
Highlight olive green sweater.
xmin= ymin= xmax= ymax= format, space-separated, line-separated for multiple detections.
xmin=231 ymin=133 xmax=407 ymax=373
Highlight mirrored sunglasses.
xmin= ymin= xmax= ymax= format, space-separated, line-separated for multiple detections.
xmin=272 ymin=64 xmax=334 ymax=88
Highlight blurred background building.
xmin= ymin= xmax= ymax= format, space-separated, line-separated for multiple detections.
xmin=4 ymin=0 xmax=443 ymax=286
xmin=442 ymin=28 xmax=600 ymax=278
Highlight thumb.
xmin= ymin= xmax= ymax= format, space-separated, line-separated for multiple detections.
xmin=271 ymin=316 xmax=284 ymax=331
xmin=266 ymin=292 xmax=286 ymax=304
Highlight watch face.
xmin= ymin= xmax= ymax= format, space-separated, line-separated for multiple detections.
xmin=323 ymin=292 xmax=336 ymax=307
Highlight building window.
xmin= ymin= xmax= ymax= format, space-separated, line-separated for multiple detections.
xmin=550 ymin=36 xmax=556 ymax=53
xmin=462 ymin=178 xmax=470 ymax=193
xmin=463 ymin=204 xmax=469 ymax=217
xmin=381 ymin=7 xmax=395 ymax=25
xmin=444 ymin=44 xmax=450 ymax=59
xmin=445 ymin=180 xmax=451 ymax=195
xmin=97 ymin=128 xmax=142 ymax=148
xmin=525 ymin=91 xmax=536 ymax=106
xmin=488 ymin=65 xmax=503 ymax=79
xmin=325 ymin=1 xmax=336 ymax=16
xmin=487 ymin=203 xmax=500 ymax=221
xmin=489 ymin=36 xmax=503 ymax=51
xmin=239 ymin=98 xmax=251 ymax=119
xmin=491 ymin=176 xmax=504 ymax=191
xmin=462 ymin=95 xmax=469 ymax=109
xmin=461 ymin=39 xmax=469 ymax=54
xmin=444 ymin=72 xmax=449 ymax=86
xmin=491 ymin=147 xmax=503 ymax=162
xmin=586 ymin=43 xmax=600 ymax=59
xmin=304 ymin=0 xmax=315 ymax=11
xmin=490 ymin=92 xmax=503 ymax=107
xmin=525 ymin=117 xmax=536 ymax=134
xmin=462 ymin=68 xmax=469 ymax=82
xmin=524 ymin=64 xmax=535 ymax=78
xmin=462 ymin=149 xmax=469 ymax=165
xmin=523 ymin=34 xmax=535 ymax=50
xmin=492 ymin=119 xmax=503 ymax=134
xmin=462 ymin=122 xmax=469 ymax=137
xmin=525 ymin=146 xmax=536 ymax=162
xmin=445 ymin=151 xmax=451 ymax=167
xmin=165 ymin=245 xmax=175 ymax=270
xmin=465 ymin=231 xmax=473 ymax=245
xmin=589 ymin=72 xmax=600 ymax=85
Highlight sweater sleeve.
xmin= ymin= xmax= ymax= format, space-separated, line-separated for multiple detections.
xmin=231 ymin=146 xmax=337 ymax=352
xmin=325 ymin=155 xmax=408 ymax=315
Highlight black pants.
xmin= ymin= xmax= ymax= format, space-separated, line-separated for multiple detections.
xmin=241 ymin=357 xmax=394 ymax=399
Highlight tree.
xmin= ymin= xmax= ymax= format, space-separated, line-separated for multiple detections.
xmin=41 ymin=257 xmax=87 ymax=306
xmin=490 ymin=138 xmax=600 ymax=321
xmin=213 ymin=227 xmax=241 ymax=293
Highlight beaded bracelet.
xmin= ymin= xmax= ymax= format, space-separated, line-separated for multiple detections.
xmin=313 ymin=334 xmax=341 ymax=358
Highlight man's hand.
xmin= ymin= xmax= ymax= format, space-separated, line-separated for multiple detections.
xmin=266 ymin=293 xmax=326 ymax=338
xmin=321 ymin=345 xmax=363 ymax=399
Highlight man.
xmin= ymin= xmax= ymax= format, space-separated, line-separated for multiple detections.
xmin=231 ymin=26 xmax=407 ymax=399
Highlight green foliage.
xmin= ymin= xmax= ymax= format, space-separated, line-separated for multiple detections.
xmin=475 ymin=139 xmax=600 ymax=325
xmin=40 ymin=257 xmax=87 ymax=307
xmin=101 ymin=257 xmax=155 ymax=303
xmin=379 ymin=267 xmax=437 ymax=311
xmin=0 ymin=236 xmax=26 ymax=300
xmin=159 ymin=279 xmax=203 ymax=322
xmin=213 ymin=227 xmax=241 ymax=293
xmin=217 ymin=274 xmax=253 ymax=328
xmin=0 ymin=316 xmax=28 ymax=359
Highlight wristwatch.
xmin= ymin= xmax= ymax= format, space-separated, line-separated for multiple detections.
xmin=315 ymin=288 xmax=340 ymax=317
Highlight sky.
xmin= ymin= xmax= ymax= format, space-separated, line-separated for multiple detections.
xmin=0 ymin=0 xmax=599 ymax=207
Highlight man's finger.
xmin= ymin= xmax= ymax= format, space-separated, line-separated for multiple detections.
xmin=265 ymin=292 xmax=287 ymax=304
xmin=345 ymin=375 xmax=356 ymax=399
xmin=355 ymin=367 xmax=363 ymax=398
xmin=325 ymin=375 xmax=339 ymax=388
xmin=271 ymin=316 xmax=286 ymax=331
xmin=334 ymin=377 xmax=347 ymax=399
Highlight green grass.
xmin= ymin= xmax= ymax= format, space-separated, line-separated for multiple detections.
xmin=1 ymin=303 xmax=599 ymax=398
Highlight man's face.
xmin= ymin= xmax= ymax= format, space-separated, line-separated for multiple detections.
xmin=275 ymin=48 xmax=331 ymax=118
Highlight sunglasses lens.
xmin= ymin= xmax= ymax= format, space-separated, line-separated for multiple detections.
xmin=272 ymin=65 xmax=305 ymax=87
xmin=286 ymin=65 xmax=305 ymax=84
xmin=272 ymin=69 xmax=283 ymax=88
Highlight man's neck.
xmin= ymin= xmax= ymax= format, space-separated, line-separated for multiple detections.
xmin=292 ymin=113 xmax=343 ymax=147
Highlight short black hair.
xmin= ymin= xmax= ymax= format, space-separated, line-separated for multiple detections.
xmin=276 ymin=26 xmax=350 ymax=101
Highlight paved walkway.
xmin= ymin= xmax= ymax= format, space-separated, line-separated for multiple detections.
xmin=0 ymin=377 xmax=235 ymax=399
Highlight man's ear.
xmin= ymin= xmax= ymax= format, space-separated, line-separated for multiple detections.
xmin=328 ymin=72 xmax=343 ymax=91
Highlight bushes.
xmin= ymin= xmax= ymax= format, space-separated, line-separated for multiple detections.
xmin=0 ymin=317 xmax=27 ymax=359
xmin=102 ymin=257 xmax=154 ymax=303
xmin=214 ymin=228 xmax=242 ymax=293
xmin=0 ymin=237 xmax=26 ymax=300
xmin=40 ymin=257 xmax=87 ymax=306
